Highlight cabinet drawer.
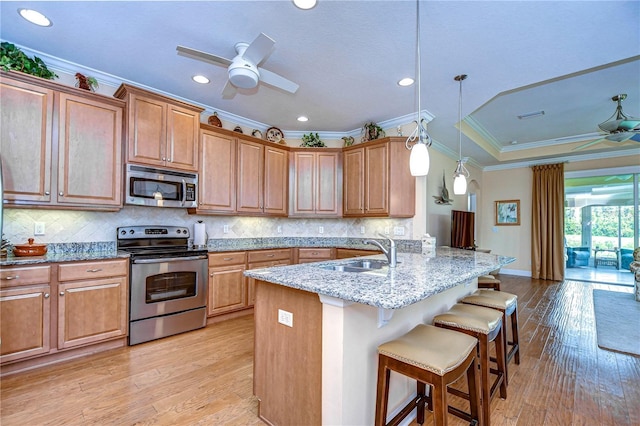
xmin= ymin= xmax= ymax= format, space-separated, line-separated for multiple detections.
xmin=0 ymin=265 xmax=51 ymax=288
xmin=248 ymin=249 xmax=292 ymax=263
xmin=335 ymin=248 xmax=381 ymax=259
xmin=298 ymin=248 xmax=334 ymax=260
xmin=58 ymin=259 xmax=128 ymax=281
xmin=209 ymin=251 xmax=247 ymax=267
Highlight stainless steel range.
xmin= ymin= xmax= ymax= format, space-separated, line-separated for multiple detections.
xmin=117 ymin=225 xmax=208 ymax=345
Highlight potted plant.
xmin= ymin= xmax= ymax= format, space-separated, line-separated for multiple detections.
xmin=75 ymin=72 xmax=99 ymax=91
xmin=300 ymin=132 xmax=326 ymax=147
xmin=0 ymin=42 xmax=57 ymax=79
xmin=361 ymin=121 xmax=385 ymax=142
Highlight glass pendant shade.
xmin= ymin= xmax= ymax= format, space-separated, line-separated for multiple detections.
xmin=410 ymin=143 xmax=429 ymax=176
xmin=453 ymin=173 xmax=467 ymax=195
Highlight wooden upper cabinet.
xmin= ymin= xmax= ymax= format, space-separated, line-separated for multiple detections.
xmin=57 ymin=92 xmax=123 ymax=207
xmin=263 ymin=145 xmax=288 ymax=215
xmin=198 ymin=126 xmax=237 ymax=213
xmin=290 ymin=149 xmax=341 ymax=217
xmin=0 ymin=76 xmax=53 ymax=203
xmin=343 ymin=137 xmax=415 ymax=218
xmin=236 ymin=138 xmax=288 ymax=216
xmin=114 ymin=83 xmax=203 ymax=172
xmin=237 ymin=139 xmax=264 ymax=213
xmin=0 ymin=71 xmax=124 ymax=210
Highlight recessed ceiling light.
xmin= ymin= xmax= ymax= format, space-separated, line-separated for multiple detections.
xmin=192 ymin=75 xmax=210 ymax=84
xmin=293 ymin=0 xmax=317 ymax=10
xmin=398 ymin=77 xmax=414 ymax=87
xmin=18 ymin=9 xmax=52 ymax=27
xmin=297 ymin=116 xmax=309 ymax=122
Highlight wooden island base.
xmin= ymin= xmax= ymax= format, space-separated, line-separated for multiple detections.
xmin=253 ymin=278 xmax=477 ymax=425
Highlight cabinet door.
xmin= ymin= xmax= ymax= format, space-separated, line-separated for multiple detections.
xmin=199 ymin=130 xmax=236 ymax=212
xmin=0 ymin=285 xmax=51 ymax=363
xmin=0 ymin=77 xmax=53 ymax=203
xmin=365 ymin=143 xmax=389 ymax=215
xmin=166 ymin=104 xmax=200 ymax=171
xmin=57 ymin=93 xmax=123 ymax=207
xmin=58 ymin=277 xmax=128 ymax=349
xmin=316 ymin=152 xmax=340 ymax=215
xmin=237 ymin=140 xmax=264 ymax=213
xmin=127 ymin=94 xmax=166 ymax=167
xmin=208 ymin=265 xmax=247 ymax=316
xmin=263 ymin=146 xmax=288 ymax=215
xmin=291 ymin=151 xmax=315 ymax=215
xmin=343 ymin=148 xmax=365 ymax=215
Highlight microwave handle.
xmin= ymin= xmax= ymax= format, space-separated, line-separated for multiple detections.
xmin=181 ymin=179 xmax=186 ymax=206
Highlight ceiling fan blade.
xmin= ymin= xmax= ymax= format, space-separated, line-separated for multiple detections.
xmin=176 ymin=45 xmax=232 ymax=67
xmin=629 ymin=132 xmax=640 ymax=142
xmin=258 ymin=67 xmax=299 ymax=94
xmin=605 ymin=132 xmax=634 ymax=142
xmin=242 ymin=33 xmax=275 ymax=65
xmin=573 ymin=138 xmax=605 ymax=151
xmin=221 ymin=80 xmax=237 ymax=99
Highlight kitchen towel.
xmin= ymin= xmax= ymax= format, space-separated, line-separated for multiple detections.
xmin=193 ymin=221 xmax=207 ymax=247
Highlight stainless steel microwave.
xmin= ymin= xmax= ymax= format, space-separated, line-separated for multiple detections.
xmin=125 ymin=164 xmax=197 ymax=208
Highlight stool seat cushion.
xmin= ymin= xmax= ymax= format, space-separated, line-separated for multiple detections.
xmin=433 ymin=303 xmax=502 ymax=334
xmin=378 ymin=324 xmax=477 ymax=376
xmin=462 ymin=289 xmax=517 ymax=310
xmin=478 ymin=275 xmax=501 ymax=283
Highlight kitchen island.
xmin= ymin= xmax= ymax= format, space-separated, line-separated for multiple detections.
xmin=245 ymin=247 xmax=515 ymax=425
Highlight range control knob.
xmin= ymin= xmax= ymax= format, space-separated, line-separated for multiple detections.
xmin=120 ymin=230 xmax=126 ymax=235
xmin=129 ymin=229 xmax=135 ymax=234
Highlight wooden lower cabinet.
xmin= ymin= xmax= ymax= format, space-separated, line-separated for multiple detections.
xmin=207 ymin=252 xmax=247 ymax=316
xmin=247 ymin=248 xmax=292 ymax=306
xmin=57 ymin=260 xmax=128 ymax=349
xmin=335 ymin=248 xmax=381 ymax=259
xmin=0 ymin=265 xmax=52 ymax=364
xmin=296 ymin=247 xmax=335 ymax=264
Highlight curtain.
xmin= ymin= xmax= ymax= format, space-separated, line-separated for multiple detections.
xmin=531 ymin=163 xmax=565 ymax=281
xmin=451 ymin=210 xmax=475 ymax=249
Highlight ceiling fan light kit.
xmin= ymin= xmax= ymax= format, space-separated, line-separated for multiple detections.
xmin=598 ymin=94 xmax=640 ymax=133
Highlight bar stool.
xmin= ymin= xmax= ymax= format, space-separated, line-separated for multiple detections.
xmin=461 ymin=290 xmax=520 ymax=384
xmin=477 ymin=275 xmax=501 ymax=291
xmin=433 ymin=303 xmax=507 ymax=426
xmin=375 ymin=324 xmax=481 ymax=426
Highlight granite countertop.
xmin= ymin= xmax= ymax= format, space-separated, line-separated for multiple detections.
xmin=1 ymin=237 xmax=420 ymax=267
xmin=244 ymin=247 xmax=515 ymax=310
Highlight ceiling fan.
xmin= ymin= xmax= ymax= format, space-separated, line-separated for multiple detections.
xmin=176 ymin=33 xmax=299 ymax=99
xmin=574 ymin=94 xmax=640 ymax=150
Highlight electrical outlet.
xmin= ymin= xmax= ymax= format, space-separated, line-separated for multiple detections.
xmin=393 ymin=226 xmax=405 ymax=236
xmin=223 ymin=225 xmax=229 ymax=234
xmin=318 ymin=226 xmax=324 ymax=234
xmin=384 ymin=226 xmax=390 ymax=235
xmin=360 ymin=226 xmax=365 ymax=234
xmin=278 ymin=309 xmax=293 ymax=327
xmin=277 ymin=225 xmax=282 ymax=233
xmin=34 ymin=222 xmax=45 ymax=236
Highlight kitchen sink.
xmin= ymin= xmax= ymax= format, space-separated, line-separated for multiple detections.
xmin=317 ymin=259 xmax=398 ymax=274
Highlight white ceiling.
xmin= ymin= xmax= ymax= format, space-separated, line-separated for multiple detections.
xmin=1 ymin=1 xmax=639 ymax=168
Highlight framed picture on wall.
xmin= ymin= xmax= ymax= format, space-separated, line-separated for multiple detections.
xmin=495 ymin=199 xmax=520 ymax=226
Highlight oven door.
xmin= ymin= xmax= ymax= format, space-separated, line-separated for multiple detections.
xmin=130 ymin=255 xmax=207 ymax=321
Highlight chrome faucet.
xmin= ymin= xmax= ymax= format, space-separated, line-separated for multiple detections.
xmin=364 ymin=234 xmax=397 ymax=267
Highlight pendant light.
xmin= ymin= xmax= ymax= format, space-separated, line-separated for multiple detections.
xmin=453 ymin=74 xmax=470 ymax=195
xmin=405 ymin=0 xmax=432 ymax=177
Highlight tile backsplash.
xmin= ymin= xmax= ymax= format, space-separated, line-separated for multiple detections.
xmin=2 ymin=206 xmax=413 ymax=244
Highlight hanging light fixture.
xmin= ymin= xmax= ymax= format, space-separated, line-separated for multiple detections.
xmin=453 ymin=74 xmax=470 ymax=195
xmin=405 ymin=0 xmax=432 ymax=177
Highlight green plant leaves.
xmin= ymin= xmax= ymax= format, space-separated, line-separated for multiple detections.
xmin=301 ymin=132 xmax=325 ymax=147
xmin=1 ymin=42 xmax=57 ymax=79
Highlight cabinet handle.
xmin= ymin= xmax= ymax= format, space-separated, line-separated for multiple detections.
xmin=86 ymin=268 xmax=102 ymax=273
xmin=167 ymin=158 xmax=172 ymax=162
xmin=2 ymin=275 xmax=19 ymax=280
xmin=162 ymin=157 xmax=166 ymax=161
xmin=59 ymin=192 xmax=64 ymax=196
xmin=45 ymin=191 xmax=50 ymax=195
xmin=210 ymin=272 xmax=214 ymax=277
xmin=312 ymin=252 xmax=319 ymax=255
xmin=59 ymin=292 xmax=65 ymax=296
xmin=44 ymin=293 xmax=50 ymax=299
xmin=266 ymin=254 xmax=275 ymax=258
xmin=223 ymin=257 xmax=233 ymax=261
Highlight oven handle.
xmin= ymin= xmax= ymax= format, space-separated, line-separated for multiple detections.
xmin=133 ymin=255 xmax=208 ymax=264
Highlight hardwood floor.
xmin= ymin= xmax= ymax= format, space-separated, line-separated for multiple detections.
xmin=1 ymin=276 xmax=638 ymax=425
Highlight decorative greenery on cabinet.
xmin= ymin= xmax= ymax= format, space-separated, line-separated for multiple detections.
xmin=0 ymin=42 xmax=57 ymax=79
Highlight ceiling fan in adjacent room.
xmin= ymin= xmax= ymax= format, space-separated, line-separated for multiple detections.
xmin=177 ymin=33 xmax=299 ymax=99
xmin=574 ymin=94 xmax=640 ymax=150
